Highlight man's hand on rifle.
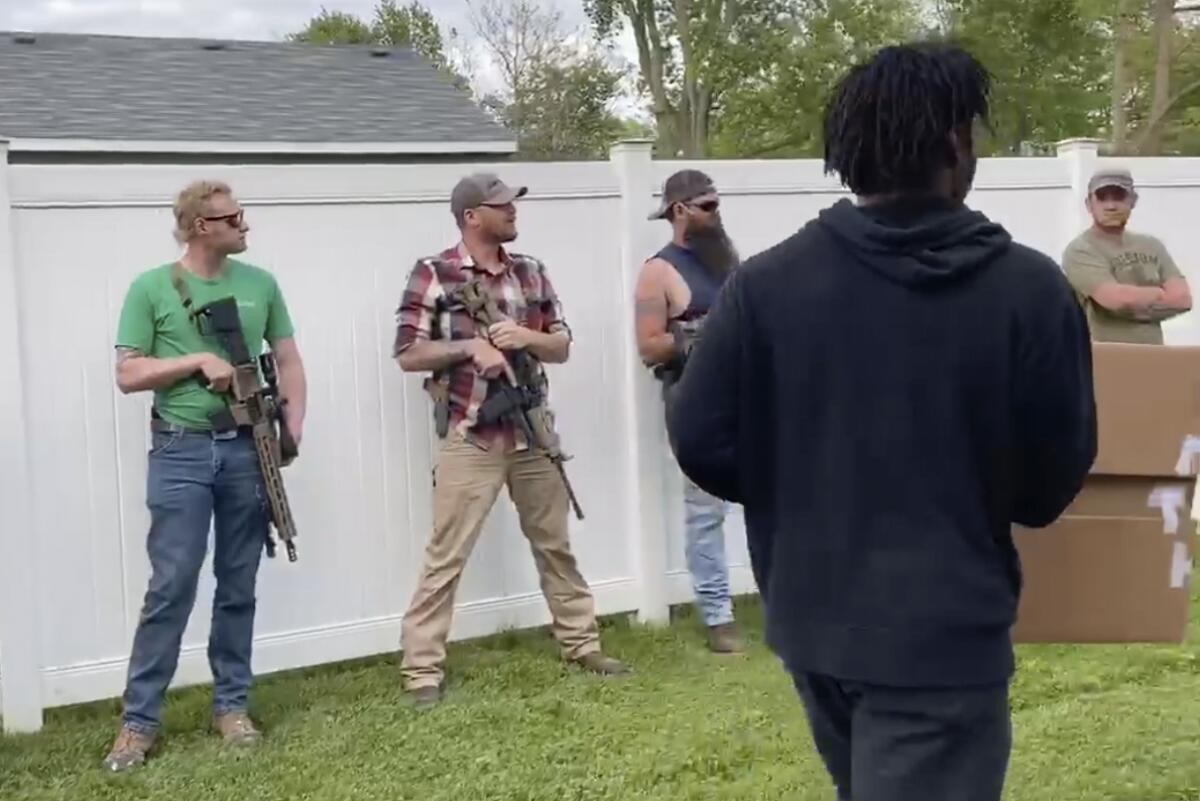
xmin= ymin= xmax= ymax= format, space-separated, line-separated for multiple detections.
xmin=488 ymin=320 xmax=533 ymax=351
xmin=199 ymin=353 xmax=235 ymax=393
xmin=468 ymin=338 xmax=516 ymax=383
xmin=488 ymin=319 xmax=570 ymax=364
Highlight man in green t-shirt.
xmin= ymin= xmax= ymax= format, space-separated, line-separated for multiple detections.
xmin=102 ymin=180 xmax=307 ymax=772
xmin=1062 ymin=167 xmax=1192 ymax=344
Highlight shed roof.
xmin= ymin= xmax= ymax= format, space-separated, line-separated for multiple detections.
xmin=0 ymin=30 xmax=515 ymax=155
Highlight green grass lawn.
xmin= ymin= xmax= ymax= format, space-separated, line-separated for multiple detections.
xmin=5 ymin=594 xmax=1200 ymax=800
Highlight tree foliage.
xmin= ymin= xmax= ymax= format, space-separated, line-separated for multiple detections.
xmin=469 ymin=0 xmax=629 ymax=159
xmin=583 ymin=0 xmax=791 ymax=157
xmin=289 ymin=1 xmax=459 ymax=78
xmin=710 ymin=0 xmax=923 ymax=158
xmin=290 ymin=0 xmax=1200 ymax=158
xmin=506 ymin=52 xmax=628 ymax=159
xmin=289 ymin=8 xmax=374 ymax=44
xmin=1117 ymin=4 xmax=1200 ymax=154
xmin=932 ymin=0 xmax=1110 ymax=155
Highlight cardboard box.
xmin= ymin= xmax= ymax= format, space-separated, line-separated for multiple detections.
xmin=1011 ymin=342 xmax=1200 ymax=644
xmin=1011 ymin=482 xmax=1194 ymax=642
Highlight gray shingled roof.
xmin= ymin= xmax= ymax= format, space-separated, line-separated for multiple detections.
xmin=0 ymin=31 xmax=514 ymax=149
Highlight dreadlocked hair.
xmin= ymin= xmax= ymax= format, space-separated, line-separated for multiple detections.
xmin=822 ymin=41 xmax=992 ymax=197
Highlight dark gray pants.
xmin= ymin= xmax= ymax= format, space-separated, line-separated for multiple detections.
xmin=791 ymin=672 xmax=1011 ymax=801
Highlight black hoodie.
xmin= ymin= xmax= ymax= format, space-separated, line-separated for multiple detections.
xmin=666 ymin=195 xmax=1097 ymax=687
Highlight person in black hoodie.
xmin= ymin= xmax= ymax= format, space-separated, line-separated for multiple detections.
xmin=665 ymin=42 xmax=1097 ymax=801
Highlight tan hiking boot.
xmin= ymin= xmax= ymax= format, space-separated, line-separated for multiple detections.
xmin=707 ymin=622 xmax=746 ymax=654
xmin=572 ymin=651 xmax=632 ymax=676
xmin=101 ymin=725 xmax=156 ymax=772
xmin=212 ymin=711 xmax=262 ymax=748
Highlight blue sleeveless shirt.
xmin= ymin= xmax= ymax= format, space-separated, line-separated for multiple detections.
xmin=657 ymin=243 xmax=723 ymax=320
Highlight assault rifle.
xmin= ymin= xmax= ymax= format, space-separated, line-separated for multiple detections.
xmin=454 ymin=279 xmax=585 ymax=520
xmin=193 ymin=295 xmax=300 ymax=562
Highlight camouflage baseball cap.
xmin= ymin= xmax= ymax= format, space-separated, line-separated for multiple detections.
xmin=450 ymin=172 xmax=528 ymax=220
xmin=1088 ymin=166 xmax=1135 ymax=195
xmin=648 ymin=169 xmax=717 ymax=220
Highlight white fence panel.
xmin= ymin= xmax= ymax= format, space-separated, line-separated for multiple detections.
xmin=3 ymin=159 xmax=644 ymax=722
xmin=4 ymin=138 xmax=1200 ymax=732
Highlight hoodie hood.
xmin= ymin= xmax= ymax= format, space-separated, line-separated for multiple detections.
xmin=816 ymin=196 xmax=1012 ymax=287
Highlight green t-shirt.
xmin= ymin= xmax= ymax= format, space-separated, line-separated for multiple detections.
xmin=115 ymin=259 xmax=295 ymax=429
xmin=1061 ymin=228 xmax=1183 ymax=344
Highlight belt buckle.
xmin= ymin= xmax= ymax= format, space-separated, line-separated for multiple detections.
xmin=213 ymin=428 xmax=239 ymax=441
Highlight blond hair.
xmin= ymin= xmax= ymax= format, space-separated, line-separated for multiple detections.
xmin=173 ymin=180 xmax=233 ymax=244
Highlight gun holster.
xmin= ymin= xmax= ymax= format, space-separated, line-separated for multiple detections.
xmin=423 ymin=376 xmax=451 ymax=438
xmin=208 ymin=407 xmax=240 ymax=433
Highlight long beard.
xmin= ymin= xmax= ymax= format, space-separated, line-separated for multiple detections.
xmin=684 ymin=223 xmax=739 ymax=280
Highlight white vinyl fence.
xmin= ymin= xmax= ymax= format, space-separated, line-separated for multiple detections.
xmin=3 ymin=138 xmax=1200 ymax=733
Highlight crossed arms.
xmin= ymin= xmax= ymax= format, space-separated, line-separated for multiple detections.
xmin=1090 ymin=279 xmax=1191 ymax=322
xmin=1064 ymin=243 xmax=1191 ymax=323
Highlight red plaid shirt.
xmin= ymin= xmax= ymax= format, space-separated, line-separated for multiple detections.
xmin=393 ymin=243 xmax=571 ymax=450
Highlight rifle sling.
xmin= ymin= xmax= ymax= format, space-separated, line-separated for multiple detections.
xmin=166 ymin=261 xmax=255 ymax=432
xmin=170 ymin=261 xmax=198 ymax=323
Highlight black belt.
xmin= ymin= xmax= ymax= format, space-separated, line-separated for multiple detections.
xmin=150 ymin=408 xmax=243 ymax=439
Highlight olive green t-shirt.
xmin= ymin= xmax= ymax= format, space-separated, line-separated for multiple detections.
xmin=115 ymin=259 xmax=295 ymax=429
xmin=1061 ymin=228 xmax=1183 ymax=344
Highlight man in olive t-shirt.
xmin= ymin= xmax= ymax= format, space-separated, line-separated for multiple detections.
xmin=1062 ymin=167 xmax=1192 ymax=344
xmin=102 ymin=180 xmax=307 ymax=773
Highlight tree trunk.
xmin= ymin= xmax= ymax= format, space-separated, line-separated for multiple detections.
xmin=692 ymin=87 xmax=712 ymax=158
xmin=1140 ymin=0 xmax=1176 ymax=154
xmin=1110 ymin=0 xmax=1136 ymax=154
xmin=673 ymin=0 xmax=705 ymax=157
xmin=1131 ymin=75 xmax=1200 ymax=152
xmin=622 ymin=0 xmax=680 ymax=155
xmin=1013 ymin=77 xmax=1029 ymax=154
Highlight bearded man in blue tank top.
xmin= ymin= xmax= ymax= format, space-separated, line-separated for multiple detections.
xmin=634 ymin=169 xmax=745 ymax=654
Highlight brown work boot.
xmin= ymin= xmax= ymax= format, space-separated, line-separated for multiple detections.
xmin=212 ymin=711 xmax=262 ymax=748
xmin=707 ymin=622 xmax=746 ymax=654
xmin=571 ymin=651 xmax=632 ymax=676
xmin=408 ymin=684 xmax=443 ymax=711
xmin=101 ymin=725 xmax=156 ymax=772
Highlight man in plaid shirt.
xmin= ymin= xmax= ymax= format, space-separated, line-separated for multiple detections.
xmin=393 ymin=172 xmax=631 ymax=708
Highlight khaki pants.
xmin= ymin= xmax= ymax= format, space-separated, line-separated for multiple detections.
xmin=400 ymin=432 xmax=600 ymax=689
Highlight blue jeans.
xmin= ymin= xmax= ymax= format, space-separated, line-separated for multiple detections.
xmin=683 ymin=476 xmax=734 ymax=627
xmin=120 ymin=427 xmax=269 ymax=733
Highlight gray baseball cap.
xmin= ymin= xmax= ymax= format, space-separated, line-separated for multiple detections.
xmin=450 ymin=172 xmax=528 ymax=220
xmin=1088 ymin=166 xmax=1135 ymax=195
xmin=648 ymin=169 xmax=717 ymax=220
